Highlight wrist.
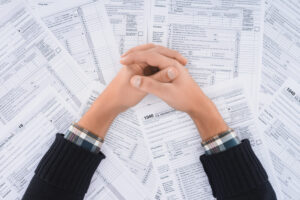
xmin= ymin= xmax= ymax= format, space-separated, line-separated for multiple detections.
xmin=188 ymin=97 xmax=229 ymax=141
xmin=77 ymin=94 xmax=120 ymax=139
xmin=191 ymin=112 xmax=229 ymax=141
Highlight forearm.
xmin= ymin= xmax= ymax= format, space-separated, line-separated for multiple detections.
xmin=188 ymin=92 xmax=228 ymax=141
xmin=77 ymin=91 xmax=121 ymax=139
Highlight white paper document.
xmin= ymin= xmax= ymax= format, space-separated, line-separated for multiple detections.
xmin=149 ymin=0 xmax=265 ymax=108
xmin=104 ymin=0 xmax=149 ymax=55
xmin=0 ymin=89 xmax=150 ymax=200
xmin=0 ymin=0 xmax=13 ymax=10
xmin=85 ymin=144 xmax=150 ymax=200
xmin=136 ymin=79 xmax=280 ymax=199
xmin=0 ymin=1 xmax=91 ymax=126
xmin=105 ymin=110 xmax=157 ymax=192
xmin=258 ymin=78 xmax=300 ymax=199
xmin=259 ymin=0 xmax=300 ymax=108
xmin=28 ymin=0 xmax=121 ymax=84
xmin=0 ymin=89 xmax=78 ymax=199
xmin=0 ymin=1 xmax=148 ymax=199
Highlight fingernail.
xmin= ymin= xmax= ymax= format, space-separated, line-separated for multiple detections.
xmin=133 ymin=76 xmax=141 ymax=88
xmin=120 ymin=56 xmax=126 ymax=62
xmin=167 ymin=68 xmax=176 ymax=79
xmin=121 ymin=53 xmax=127 ymax=57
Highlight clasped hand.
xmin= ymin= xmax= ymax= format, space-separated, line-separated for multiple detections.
xmin=78 ymin=44 xmax=228 ymax=141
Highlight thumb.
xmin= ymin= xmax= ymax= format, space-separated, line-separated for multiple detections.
xmin=130 ymin=75 xmax=169 ymax=98
xmin=150 ymin=67 xmax=178 ymax=83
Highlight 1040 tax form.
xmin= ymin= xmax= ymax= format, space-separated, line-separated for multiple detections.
xmin=258 ymin=78 xmax=300 ymax=199
xmin=259 ymin=0 xmax=300 ymax=108
xmin=136 ymin=79 xmax=281 ymax=199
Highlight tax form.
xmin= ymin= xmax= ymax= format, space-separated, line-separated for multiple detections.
xmin=104 ymin=0 xmax=149 ymax=55
xmin=85 ymin=143 xmax=150 ymax=200
xmin=0 ymin=89 xmax=150 ymax=200
xmin=28 ymin=0 xmax=121 ymax=84
xmin=0 ymin=1 xmax=149 ymax=199
xmin=149 ymin=0 xmax=265 ymax=108
xmin=259 ymin=0 xmax=300 ymax=108
xmin=258 ymin=78 xmax=300 ymax=199
xmin=105 ymin=110 xmax=157 ymax=192
xmin=0 ymin=88 xmax=78 ymax=199
xmin=136 ymin=79 xmax=281 ymax=199
xmin=80 ymin=84 xmax=159 ymax=196
xmin=0 ymin=0 xmax=13 ymax=10
xmin=0 ymin=0 xmax=91 ymax=126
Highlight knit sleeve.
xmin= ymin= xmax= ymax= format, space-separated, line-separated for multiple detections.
xmin=200 ymin=139 xmax=277 ymax=200
xmin=22 ymin=134 xmax=105 ymax=200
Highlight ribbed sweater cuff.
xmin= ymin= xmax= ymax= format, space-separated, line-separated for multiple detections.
xmin=34 ymin=134 xmax=105 ymax=195
xmin=200 ymin=139 xmax=268 ymax=199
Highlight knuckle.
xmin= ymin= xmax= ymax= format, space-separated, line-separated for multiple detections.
xmin=170 ymin=59 xmax=177 ymax=66
xmin=145 ymin=51 xmax=156 ymax=60
xmin=156 ymin=45 xmax=164 ymax=50
xmin=126 ymin=54 xmax=135 ymax=63
xmin=122 ymin=54 xmax=132 ymax=64
xmin=127 ymin=47 xmax=135 ymax=53
xmin=126 ymin=47 xmax=134 ymax=53
xmin=125 ymin=50 xmax=132 ymax=55
xmin=147 ymin=43 xmax=156 ymax=48
xmin=154 ymin=45 xmax=166 ymax=53
xmin=173 ymin=49 xmax=180 ymax=56
xmin=135 ymin=51 xmax=144 ymax=59
xmin=151 ymin=46 xmax=160 ymax=53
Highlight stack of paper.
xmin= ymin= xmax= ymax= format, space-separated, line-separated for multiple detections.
xmin=0 ymin=0 xmax=299 ymax=199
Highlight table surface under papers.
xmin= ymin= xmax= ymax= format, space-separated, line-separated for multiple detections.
xmin=0 ymin=0 xmax=299 ymax=199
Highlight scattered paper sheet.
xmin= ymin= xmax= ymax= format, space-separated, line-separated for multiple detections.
xmin=259 ymin=0 xmax=300 ymax=108
xmin=104 ymin=0 xmax=149 ymax=55
xmin=258 ymin=78 xmax=300 ymax=199
xmin=28 ymin=0 xmax=160 ymax=197
xmin=0 ymin=0 xmax=13 ymax=10
xmin=1 ymin=0 xmax=298 ymax=199
xmin=28 ymin=0 xmax=121 ymax=84
xmin=149 ymin=0 xmax=265 ymax=109
xmin=0 ymin=1 xmax=150 ymax=199
xmin=85 ymin=143 xmax=151 ymax=200
xmin=0 ymin=88 xmax=78 ymax=199
xmin=0 ymin=88 xmax=150 ymax=200
xmin=136 ymin=79 xmax=281 ymax=199
xmin=0 ymin=0 xmax=90 ymax=126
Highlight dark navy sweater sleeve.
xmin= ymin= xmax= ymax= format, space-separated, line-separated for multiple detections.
xmin=200 ymin=139 xmax=277 ymax=200
xmin=23 ymin=136 xmax=276 ymax=200
xmin=22 ymin=134 xmax=105 ymax=200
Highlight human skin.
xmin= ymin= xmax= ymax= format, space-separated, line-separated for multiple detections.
xmin=78 ymin=44 xmax=228 ymax=141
